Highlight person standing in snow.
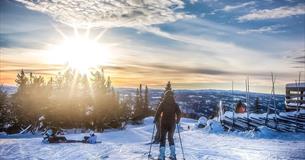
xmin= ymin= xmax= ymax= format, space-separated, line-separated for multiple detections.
xmin=154 ymin=90 xmax=181 ymax=160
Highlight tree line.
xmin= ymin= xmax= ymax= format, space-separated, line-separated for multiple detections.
xmin=0 ymin=68 xmax=153 ymax=134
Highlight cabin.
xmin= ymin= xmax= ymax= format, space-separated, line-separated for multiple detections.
xmin=285 ymin=83 xmax=305 ymax=111
xmin=235 ymin=100 xmax=247 ymax=113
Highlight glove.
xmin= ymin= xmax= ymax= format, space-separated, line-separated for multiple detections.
xmin=176 ymin=120 xmax=180 ymax=124
xmin=153 ymin=119 xmax=156 ymax=124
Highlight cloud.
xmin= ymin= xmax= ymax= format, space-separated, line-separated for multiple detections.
xmin=284 ymin=49 xmax=305 ymax=68
xmin=202 ymin=0 xmax=218 ymax=2
xmin=189 ymin=0 xmax=198 ymax=5
xmin=222 ymin=1 xmax=255 ymax=12
xmin=237 ymin=25 xmax=285 ymax=34
xmin=135 ymin=25 xmax=295 ymax=76
xmin=238 ymin=4 xmax=305 ymax=21
xmin=16 ymin=0 xmax=193 ymax=28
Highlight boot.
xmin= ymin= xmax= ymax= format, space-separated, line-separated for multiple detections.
xmin=158 ymin=146 xmax=165 ymax=160
xmin=169 ymin=145 xmax=176 ymax=160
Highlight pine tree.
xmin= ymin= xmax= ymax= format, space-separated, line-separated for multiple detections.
xmin=144 ymin=85 xmax=149 ymax=117
xmin=165 ymin=81 xmax=172 ymax=91
xmin=133 ymin=85 xmax=144 ymax=122
xmin=106 ymin=76 xmax=112 ymax=93
xmin=5 ymin=67 xmax=126 ymax=133
xmin=90 ymin=69 xmax=107 ymax=131
xmin=161 ymin=81 xmax=172 ymax=100
xmin=139 ymin=84 xmax=143 ymax=107
xmin=254 ymin=97 xmax=260 ymax=114
xmin=0 ymin=86 xmax=9 ymax=129
xmin=15 ymin=69 xmax=28 ymax=93
xmin=121 ymin=94 xmax=133 ymax=121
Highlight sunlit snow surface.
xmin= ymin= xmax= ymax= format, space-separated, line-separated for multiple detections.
xmin=0 ymin=117 xmax=305 ymax=160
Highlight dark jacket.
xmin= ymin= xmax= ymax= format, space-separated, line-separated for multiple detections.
xmin=154 ymin=101 xmax=182 ymax=125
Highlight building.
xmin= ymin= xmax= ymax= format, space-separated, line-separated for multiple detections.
xmin=285 ymin=83 xmax=305 ymax=111
xmin=235 ymin=100 xmax=247 ymax=113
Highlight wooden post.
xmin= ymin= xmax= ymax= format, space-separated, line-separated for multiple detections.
xmin=232 ymin=81 xmax=235 ymax=130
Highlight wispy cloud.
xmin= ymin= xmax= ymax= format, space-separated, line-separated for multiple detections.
xmin=222 ymin=1 xmax=255 ymax=12
xmin=189 ymin=0 xmax=198 ymax=5
xmin=135 ymin=24 xmax=294 ymax=75
xmin=238 ymin=4 xmax=305 ymax=21
xmin=202 ymin=0 xmax=218 ymax=2
xmin=16 ymin=0 xmax=193 ymax=28
xmin=237 ymin=25 xmax=285 ymax=34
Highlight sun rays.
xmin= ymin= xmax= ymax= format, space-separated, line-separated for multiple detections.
xmin=47 ymin=25 xmax=111 ymax=74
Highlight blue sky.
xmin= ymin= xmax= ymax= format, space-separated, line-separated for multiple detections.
xmin=0 ymin=0 xmax=304 ymax=93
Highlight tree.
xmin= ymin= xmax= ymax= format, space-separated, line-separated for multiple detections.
xmin=133 ymin=88 xmax=141 ymax=121
xmin=254 ymin=97 xmax=261 ymax=114
xmin=5 ymin=67 xmax=125 ymax=134
xmin=160 ymin=81 xmax=172 ymax=101
xmin=165 ymin=81 xmax=172 ymax=91
xmin=15 ymin=69 xmax=28 ymax=93
xmin=0 ymin=86 xmax=10 ymax=129
xmin=143 ymin=85 xmax=149 ymax=117
xmin=120 ymin=94 xmax=133 ymax=121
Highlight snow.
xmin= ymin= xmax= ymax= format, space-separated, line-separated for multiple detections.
xmin=1 ymin=117 xmax=305 ymax=160
xmin=204 ymin=119 xmax=224 ymax=133
xmin=286 ymin=83 xmax=305 ymax=89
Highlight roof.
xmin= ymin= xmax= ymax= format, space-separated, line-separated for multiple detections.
xmin=286 ymin=83 xmax=305 ymax=89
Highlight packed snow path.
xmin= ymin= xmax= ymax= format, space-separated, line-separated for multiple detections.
xmin=1 ymin=117 xmax=305 ymax=160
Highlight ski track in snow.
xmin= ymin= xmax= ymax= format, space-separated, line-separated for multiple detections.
xmin=0 ymin=118 xmax=305 ymax=160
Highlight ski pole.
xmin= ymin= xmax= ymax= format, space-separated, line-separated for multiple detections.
xmin=177 ymin=123 xmax=186 ymax=160
xmin=148 ymin=123 xmax=156 ymax=159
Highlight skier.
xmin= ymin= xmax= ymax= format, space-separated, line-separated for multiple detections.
xmin=154 ymin=90 xmax=181 ymax=160
xmin=83 ymin=130 xmax=97 ymax=144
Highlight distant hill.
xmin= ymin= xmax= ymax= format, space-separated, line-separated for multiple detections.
xmin=0 ymin=85 xmax=17 ymax=95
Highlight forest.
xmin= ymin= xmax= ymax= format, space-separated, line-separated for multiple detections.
xmin=0 ymin=68 xmax=153 ymax=134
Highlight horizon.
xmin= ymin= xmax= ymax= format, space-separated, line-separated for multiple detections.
xmin=1 ymin=83 xmax=286 ymax=95
xmin=1 ymin=0 xmax=305 ymax=94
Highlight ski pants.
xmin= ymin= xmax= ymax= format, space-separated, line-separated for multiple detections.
xmin=160 ymin=122 xmax=175 ymax=147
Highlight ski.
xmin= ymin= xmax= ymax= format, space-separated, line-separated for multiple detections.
xmin=144 ymin=142 xmax=159 ymax=145
xmin=147 ymin=156 xmax=177 ymax=160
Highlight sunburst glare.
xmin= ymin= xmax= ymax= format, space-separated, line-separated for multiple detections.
xmin=47 ymin=28 xmax=110 ymax=74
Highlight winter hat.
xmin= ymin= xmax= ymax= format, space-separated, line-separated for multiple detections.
xmin=47 ymin=129 xmax=53 ymax=136
xmin=89 ymin=130 xmax=94 ymax=136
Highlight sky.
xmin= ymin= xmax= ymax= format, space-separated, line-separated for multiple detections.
xmin=0 ymin=0 xmax=304 ymax=93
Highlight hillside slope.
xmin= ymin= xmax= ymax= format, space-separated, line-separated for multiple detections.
xmin=0 ymin=117 xmax=305 ymax=160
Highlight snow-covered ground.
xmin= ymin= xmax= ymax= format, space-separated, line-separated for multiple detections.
xmin=1 ymin=117 xmax=305 ymax=160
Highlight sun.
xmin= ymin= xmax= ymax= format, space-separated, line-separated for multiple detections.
xmin=47 ymin=33 xmax=110 ymax=74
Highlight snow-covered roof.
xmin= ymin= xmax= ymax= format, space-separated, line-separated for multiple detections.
xmin=286 ymin=83 xmax=305 ymax=89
